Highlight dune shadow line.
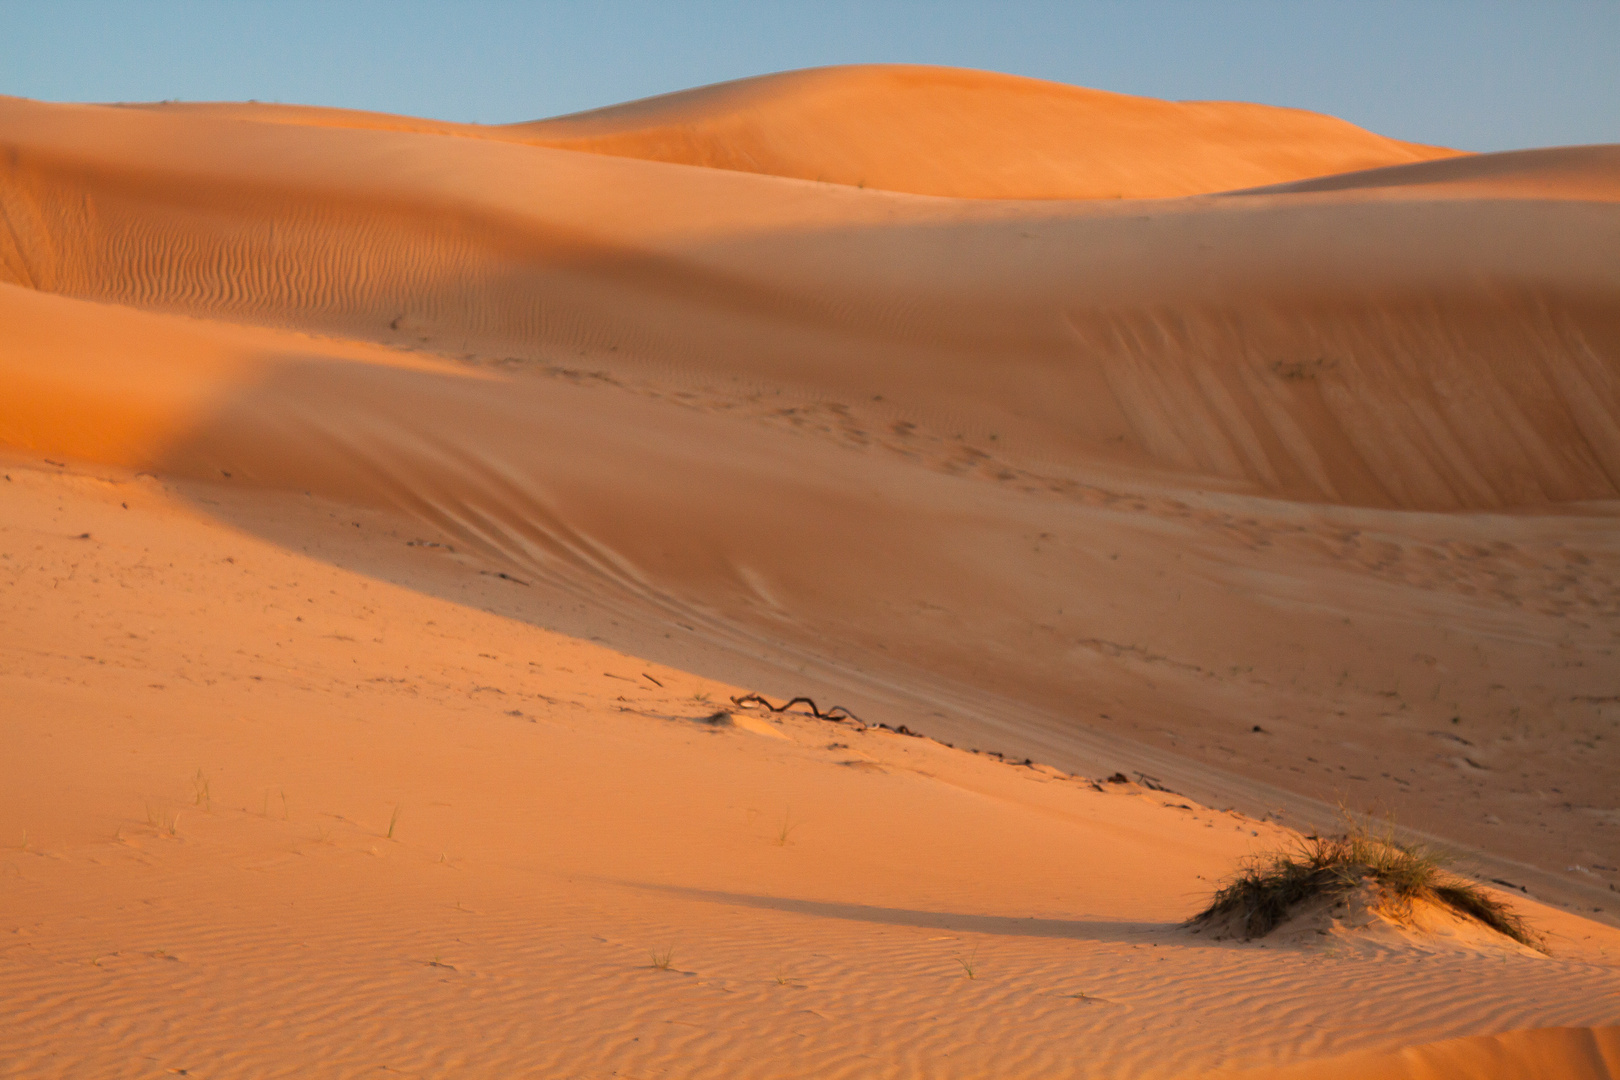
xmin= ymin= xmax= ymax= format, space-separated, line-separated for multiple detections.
xmin=622 ymin=881 xmax=1175 ymax=942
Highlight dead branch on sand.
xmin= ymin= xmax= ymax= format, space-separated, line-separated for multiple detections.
xmin=730 ymin=693 xmax=865 ymax=728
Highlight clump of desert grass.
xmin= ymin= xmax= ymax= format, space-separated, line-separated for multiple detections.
xmin=1190 ymin=820 xmax=1544 ymax=952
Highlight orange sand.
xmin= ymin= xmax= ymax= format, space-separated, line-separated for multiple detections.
xmin=120 ymin=65 xmax=1459 ymax=200
xmin=2 ymin=66 xmax=1618 ymax=1077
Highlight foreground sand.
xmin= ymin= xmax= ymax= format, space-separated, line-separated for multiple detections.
xmin=4 ymin=459 xmax=1618 ymax=1078
xmin=3 ymin=66 xmax=1619 ymax=1076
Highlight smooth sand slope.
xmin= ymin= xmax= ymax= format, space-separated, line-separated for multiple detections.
xmin=111 ymin=64 xmax=1461 ymax=200
xmin=3 ymin=461 xmax=1618 ymax=1078
xmin=2 ymin=68 xmax=1619 ymax=1076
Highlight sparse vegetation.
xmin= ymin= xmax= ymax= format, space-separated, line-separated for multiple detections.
xmin=650 ymin=946 xmax=676 ymax=971
xmin=775 ymin=808 xmax=800 ymax=847
xmin=387 ymin=805 xmax=400 ymax=840
xmin=955 ymin=945 xmax=979 ymax=979
xmin=146 ymin=803 xmax=180 ymax=835
xmin=1191 ymin=821 xmax=1543 ymax=950
xmin=192 ymin=769 xmax=211 ymax=810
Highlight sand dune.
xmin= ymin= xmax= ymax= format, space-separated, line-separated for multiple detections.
xmin=2 ymin=70 xmax=1619 ymax=1077
xmin=4 ymin=459 xmax=1618 ymax=1078
xmin=1233 ymin=143 xmax=1620 ymax=200
xmin=109 ymin=65 xmax=1460 ymax=200
xmin=508 ymin=64 xmax=1463 ymax=199
xmin=3 ymin=95 xmax=1616 ymax=511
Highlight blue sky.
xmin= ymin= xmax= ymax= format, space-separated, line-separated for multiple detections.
xmin=3 ymin=1 xmax=1617 ymax=152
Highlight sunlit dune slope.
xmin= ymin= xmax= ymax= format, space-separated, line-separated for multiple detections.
xmin=1 ymin=96 xmax=1616 ymax=510
xmin=511 ymin=65 xmax=1461 ymax=199
xmin=106 ymin=64 xmax=1460 ymax=199
xmin=4 ymin=461 xmax=1617 ymax=1078
xmin=1232 ymin=143 xmax=1620 ymax=201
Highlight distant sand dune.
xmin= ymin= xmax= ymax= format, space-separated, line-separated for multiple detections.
xmin=2 ymin=95 xmax=1616 ymax=510
xmin=108 ymin=64 xmax=1459 ymax=200
xmin=1230 ymin=143 xmax=1620 ymax=200
xmin=506 ymin=64 xmax=1462 ymax=199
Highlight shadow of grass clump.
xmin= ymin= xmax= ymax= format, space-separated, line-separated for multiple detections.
xmin=1191 ymin=825 xmax=1544 ymax=951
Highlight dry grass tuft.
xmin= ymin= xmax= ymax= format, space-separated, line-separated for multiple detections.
xmin=1191 ymin=823 xmax=1544 ymax=951
xmin=774 ymin=807 xmax=801 ymax=847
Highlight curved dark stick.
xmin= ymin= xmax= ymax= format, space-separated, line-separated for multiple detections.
xmin=730 ymin=693 xmax=865 ymax=726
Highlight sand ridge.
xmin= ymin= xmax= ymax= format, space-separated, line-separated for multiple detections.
xmin=2 ymin=95 xmax=1617 ymax=512
xmin=1228 ymin=143 xmax=1620 ymax=201
xmin=105 ymin=64 xmax=1460 ymax=200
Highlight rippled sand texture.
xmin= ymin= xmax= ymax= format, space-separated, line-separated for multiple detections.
xmin=2 ymin=66 xmax=1618 ymax=1077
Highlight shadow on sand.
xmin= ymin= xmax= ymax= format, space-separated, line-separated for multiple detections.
xmin=620 ymin=880 xmax=1178 ymax=943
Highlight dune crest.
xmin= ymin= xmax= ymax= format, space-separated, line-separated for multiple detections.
xmin=110 ymin=64 xmax=1460 ymax=199
xmin=1229 ymin=143 xmax=1620 ymax=201
xmin=2 ymin=95 xmax=1616 ymax=511
xmin=514 ymin=64 xmax=1462 ymax=199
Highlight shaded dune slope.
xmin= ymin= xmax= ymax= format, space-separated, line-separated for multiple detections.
xmin=1 ymin=96 xmax=1617 ymax=510
xmin=108 ymin=64 xmax=1459 ymax=200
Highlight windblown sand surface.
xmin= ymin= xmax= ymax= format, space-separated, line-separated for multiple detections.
xmin=113 ymin=65 xmax=1461 ymax=200
xmin=2 ymin=65 xmax=1618 ymax=1077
